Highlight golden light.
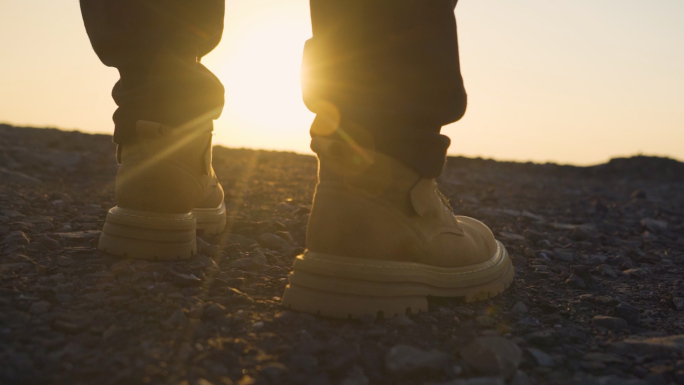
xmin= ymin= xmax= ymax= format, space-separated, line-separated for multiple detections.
xmin=203 ymin=0 xmax=315 ymax=153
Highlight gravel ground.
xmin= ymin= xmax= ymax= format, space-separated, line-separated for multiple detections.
xmin=1 ymin=123 xmax=684 ymax=385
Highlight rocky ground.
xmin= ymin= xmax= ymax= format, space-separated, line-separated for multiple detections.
xmin=1 ymin=123 xmax=684 ymax=385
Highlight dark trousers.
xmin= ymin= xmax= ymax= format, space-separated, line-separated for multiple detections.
xmin=80 ymin=0 xmax=466 ymax=177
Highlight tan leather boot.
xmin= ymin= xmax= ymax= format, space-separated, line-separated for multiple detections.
xmin=98 ymin=120 xmax=226 ymax=260
xmin=282 ymin=138 xmax=514 ymax=319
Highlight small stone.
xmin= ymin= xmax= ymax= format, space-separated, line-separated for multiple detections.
xmin=2 ymin=231 xmax=30 ymax=246
xmin=53 ymin=319 xmax=86 ymax=334
xmin=290 ymin=354 xmax=318 ymax=373
xmin=475 ymin=316 xmax=498 ymax=327
xmin=385 ymin=344 xmax=449 ymax=374
xmin=259 ymin=362 xmax=287 ymax=383
xmin=510 ymin=370 xmax=533 ymax=385
xmin=203 ymin=303 xmax=228 ymax=319
xmin=275 ymin=231 xmax=295 ymax=246
xmin=36 ymin=235 xmax=61 ymax=250
xmin=229 ymin=258 xmax=256 ymax=270
xmin=426 ymin=379 xmax=505 ymax=385
xmin=389 ymin=315 xmax=415 ymax=326
xmin=523 ymin=229 xmax=546 ymax=243
xmin=460 ymin=337 xmax=522 ymax=377
xmin=565 ymin=274 xmax=586 ymax=289
xmin=630 ymin=189 xmax=647 ymax=199
xmin=582 ymin=352 xmax=623 ymax=364
xmin=623 ymin=268 xmax=649 ymax=279
xmin=641 ymin=218 xmax=668 ymax=233
xmin=553 ymin=249 xmax=574 ymax=262
xmin=161 ymin=309 xmax=187 ymax=330
xmin=595 ymin=264 xmax=618 ymax=278
xmin=250 ymin=248 xmax=267 ymax=265
xmin=614 ymin=303 xmax=640 ymax=326
xmin=673 ymin=298 xmax=684 ymax=311
xmin=173 ymin=273 xmax=203 ymax=287
xmin=258 ymin=232 xmax=291 ymax=252
xmin=525 ymin=348 xmax=555 ymax=367
xmin=609 ymin=335 xmax=684 ymax=358
xmin=511 ymin=302 xmax=528 ymax=316
xmin=29 ymin=301 xmax=51 ymax=314
xmin=196 ymin=237 xmax=221 ymax=256
xmin=526 ymin=329 xmax=557 ymax=347
xmin=454 ymin=307 xmax=475 ymax=317
xmin=339 ymin=365 xmax=369 ymax=385
xmin=54 ymin=230 xmax=101 ymax=241
xmin=592 ymin=315 xmax=628 ymax=331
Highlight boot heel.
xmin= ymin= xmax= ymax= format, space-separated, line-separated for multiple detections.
xmin=282 ymin=252 xmax=429 ymax=319
xmin=193 ymin=202 xmax=227 ymax=235
xmin=98 ymin=207 xmax=197 ymax=260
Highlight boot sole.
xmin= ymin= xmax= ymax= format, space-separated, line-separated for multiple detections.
xmin=281 ymin=241 xmax=514 ymax=319
xmin=99 ymin=202 xmax=227 ymax=260
xmin=98 ymin=207 xmax=197 ymax=260
xmin=193 ymin=202 xmax=227 ymax=235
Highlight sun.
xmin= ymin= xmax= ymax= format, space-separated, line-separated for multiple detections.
xmin=203 ymin=1 xmax=315 ymax=153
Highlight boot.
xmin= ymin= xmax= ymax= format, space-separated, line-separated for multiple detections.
xmin=281 ymin=137 xmax=513 ymax=319
xmin=98 ymin=120 xmax=226 ymax=260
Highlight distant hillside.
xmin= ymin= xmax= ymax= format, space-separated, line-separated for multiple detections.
xmin=2 ymin=123 xmax=683 ymax=181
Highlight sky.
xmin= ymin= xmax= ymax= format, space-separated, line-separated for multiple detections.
xmin=0 ymin=0 xmax=682 ymax=166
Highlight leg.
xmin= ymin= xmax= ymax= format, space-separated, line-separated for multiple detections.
xmin=282 ymin=0 xmax=513 ymax=319
xmin=81 ymin=0 xmax=227 ymax=259
xmin=302 ymin=0 xmax=466 ymax=177
xmin=80 ymin=0 xmax=225 ymax=144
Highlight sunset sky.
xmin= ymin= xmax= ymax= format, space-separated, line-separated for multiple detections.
xmin=1 ymin=0 xmax=682 ymax=166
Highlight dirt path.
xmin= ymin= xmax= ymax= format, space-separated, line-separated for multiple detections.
xmin=1 ymin=124 xmax=684 ymax=385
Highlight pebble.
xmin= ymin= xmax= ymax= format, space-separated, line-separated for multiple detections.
xmin=203 ymin=303 xmax=228 ymax=319
xmin=641 ymin=218 xmax=668 ymax=233
xmin=339 ymin=365 xmax=369 ymax=385
xmin=460 ymin=337 xmax=522 ymax=377
xmin=526 ymin=329 xmax=557 ymax=347
xmin=475 ymin=316 xmax=498 ymax=327
xmin=510 ymin=370 xmax=533 ymax=385
xmin=259 ymin=362 xmax=287 ymax=383
xmin=609 ymin=335 xmax=684 ymax=358
xmin=258 ymin=232 xmax=292 ymax=252
xmin=523 ymin=229 xmax=546 ymax=243
xmin=614 ymin=303 xmax=640 ymax=326
xmin=622 ymin=268 xmax=649 ymax=279
xmin=384 ymin=344 xmax=449 ymax=374
xmin=565 ymin=274 xmax=586 ymax=289
xmin=29 ymin=301 xmax=51 ymax=315
xmin=2 ymin=231 xmax=30 ymax=246
xmin=36 ymin=235 xmax=61 ymax=250
xmin=250 ymin=248 xmax=267 ymax=265
xmin=173 ymin=273 xmax=203 ymax=287
xmin=454 ymin=307 xmax=475 ymax=317
xmin=592 ymin=316 xmax=628 ymax=331
xmin=595 ymin=264 xmax=618 ymax=278
xmin=525 ymin=347 xmax=555 ymax=367
xmin=553 ymin=249 xmax=575 ymax=262
xmin=511 ymin=302 xmax=528 ymax=316
xmin=388 ymin=315 xmax=415 ymax=326
xmin=196 ymin=237 xmax=221 ymax=256
xmin=673 ymin=298 xmax=684 ymax=311
xmin=229 ymin=258 xmax=257 ymax=270
xmin=426 ymin=378 xmax=505 ymax=385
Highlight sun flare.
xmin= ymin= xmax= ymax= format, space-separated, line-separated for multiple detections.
xmin=204 ymin=1 xmax=315 ymax=153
